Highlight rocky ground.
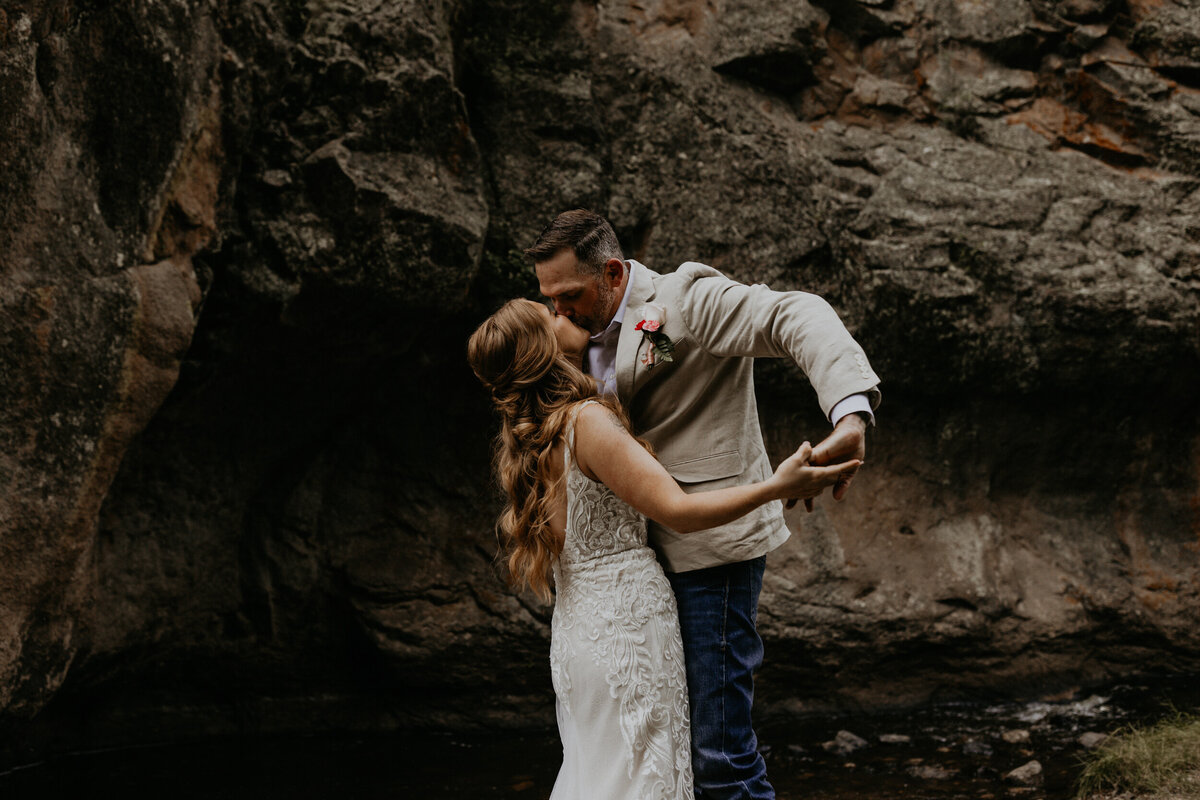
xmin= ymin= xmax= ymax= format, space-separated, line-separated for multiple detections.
xmin=1 ymin=0 xmax=1198 ymax=765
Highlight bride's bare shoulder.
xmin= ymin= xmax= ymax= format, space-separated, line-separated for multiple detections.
xmin=572 ymin=401 xmax=634 ymax=481
xmin=575 ymin=400 xmax=624 ymax=437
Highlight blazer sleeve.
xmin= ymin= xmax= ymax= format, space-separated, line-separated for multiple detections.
xmin=673 ymin=263 xmax=881 ymax=419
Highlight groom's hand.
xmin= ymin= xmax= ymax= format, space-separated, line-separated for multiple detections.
xmin=786 ymin=412 xmax=867 ymax=512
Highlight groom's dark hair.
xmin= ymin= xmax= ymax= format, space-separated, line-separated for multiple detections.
xmin=524 ymin=209 xmax=623 ymax=278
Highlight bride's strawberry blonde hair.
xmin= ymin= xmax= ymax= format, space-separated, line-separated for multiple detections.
xmin=467 ymin=299 xmax=645 ymax=602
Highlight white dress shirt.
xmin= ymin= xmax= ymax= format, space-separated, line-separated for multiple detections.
xmin=586 ymin=261 xmax=638 ymax=397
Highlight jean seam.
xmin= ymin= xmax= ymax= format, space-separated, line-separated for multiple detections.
xmin=737 ymin=565 xmax=753 ymax=796
xmin=719 ymin=572 xmax=729 ymax=777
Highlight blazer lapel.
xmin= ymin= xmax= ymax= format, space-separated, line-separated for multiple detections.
xmin=615 ymin=261 xmax=657 ymax=406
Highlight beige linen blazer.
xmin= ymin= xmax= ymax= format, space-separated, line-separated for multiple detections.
xmin=612 ymin=260 xmax=881 ymax=573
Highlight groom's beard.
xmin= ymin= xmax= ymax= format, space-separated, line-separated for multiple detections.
xmin=577 ymin=283 xmax=616 ymax=335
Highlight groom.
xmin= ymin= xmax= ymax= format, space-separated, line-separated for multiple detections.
xmin=527 ymin=209 xmax=880 ymax=799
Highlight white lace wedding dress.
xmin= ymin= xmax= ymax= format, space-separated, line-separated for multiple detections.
xmin=548 ymin=402 xmax=694 ymax=800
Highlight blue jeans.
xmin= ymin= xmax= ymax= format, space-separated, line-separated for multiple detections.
xmin=668 ymin=556 xmax=773 ymax=800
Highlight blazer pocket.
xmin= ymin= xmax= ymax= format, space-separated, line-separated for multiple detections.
xmin=664 ymin=449 xmax=744 ymax=484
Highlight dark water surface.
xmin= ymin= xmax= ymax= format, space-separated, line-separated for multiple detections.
xmin=2 ymin=676 xmax=1196 ymax=799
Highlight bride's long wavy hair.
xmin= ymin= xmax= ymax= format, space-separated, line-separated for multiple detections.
xmin=467 ymin=299 xmax=645 ymax=602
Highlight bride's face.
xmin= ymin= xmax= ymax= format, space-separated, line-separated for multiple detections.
xmin=526 ymin=300 xmax=589 ymax=355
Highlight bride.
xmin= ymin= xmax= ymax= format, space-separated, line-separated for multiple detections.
xmin=467 ymin=299 xmax=860 ymax=800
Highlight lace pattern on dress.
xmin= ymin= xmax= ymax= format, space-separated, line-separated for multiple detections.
xmin=549 ymin=401 xmax=693 ymax=799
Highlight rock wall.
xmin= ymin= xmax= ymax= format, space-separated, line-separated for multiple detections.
xmin=1 ymin=0 xmax=1197 ymax=762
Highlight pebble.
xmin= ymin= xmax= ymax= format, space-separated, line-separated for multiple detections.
xmin=879 ymin=733 xmax=911 ymax=744
xmin=261 ymin=169 xmax=293 ymax=188
xmin=1004 ymin=760 xmax=1043 ymax=786
xmin=1078 ymin=731 xmax=1108 ymax=750
xmin=822 ymin=729 xmax=870 ymax=756
xmin=1001 ymin=729 xmax=1031 ymax=744
xmin=908 ymin=763 xmax=957 ymax=780
xmin=963 ymin=738 xmax=994 ymax=756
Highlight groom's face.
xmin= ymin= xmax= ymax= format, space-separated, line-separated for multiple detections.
xmin=535 ymin=250 xmax=623 ymax=336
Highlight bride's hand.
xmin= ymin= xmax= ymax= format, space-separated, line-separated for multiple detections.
xmin=553 ymin=313 xmax=590 ymax=365
xmin=770 ymin=442 xmax=862 ymax=502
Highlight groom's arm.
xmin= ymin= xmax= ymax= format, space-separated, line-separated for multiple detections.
xmin=675 ymin=268 xmax=880 ymax=505
xmin=675 ymin=269 xmax=880 ymax=418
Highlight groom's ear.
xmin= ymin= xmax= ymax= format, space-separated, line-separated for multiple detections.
xmin=603 ymin=258 xmax=625 ymax=287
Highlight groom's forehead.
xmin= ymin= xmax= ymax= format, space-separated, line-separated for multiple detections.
xmin=536 ymin=254 xmax=591 ymax=296
xmin=538 ymin=272 xmax=588 ymax=292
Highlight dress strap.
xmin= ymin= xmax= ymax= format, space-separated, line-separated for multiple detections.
xmin=564 ymin=399 xmax=598 ymax=467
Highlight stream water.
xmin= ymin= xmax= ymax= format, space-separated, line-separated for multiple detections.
xmin=1 ymin=675 xmax=1196 ymax=799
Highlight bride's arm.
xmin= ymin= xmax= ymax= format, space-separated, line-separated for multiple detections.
xmin=573 ymin=403 xmax=859 ymax=534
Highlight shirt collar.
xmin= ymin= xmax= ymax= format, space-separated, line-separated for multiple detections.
xmin=590 ymin=260 xmax=636 ymax=342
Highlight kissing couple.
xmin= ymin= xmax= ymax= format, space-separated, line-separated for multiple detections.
xmin=468 ymin=210 xmax=881 ymax=800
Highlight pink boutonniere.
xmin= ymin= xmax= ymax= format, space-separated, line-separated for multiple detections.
xmin=634 ymin=303 xmax=675 ymax=368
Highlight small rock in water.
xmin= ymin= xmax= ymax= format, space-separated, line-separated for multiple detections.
xmin=787 ymin=743 xmax=807 ymax=754
xmin=963 ymin=738 xmax=994 ymax=756
xmin=908 ymin=764 xmax=957 ymax=780
xmin=822 ymin=729 xmax=869 ymax=756
xmin=879 ymin=733 xmax=911 ymax=744
xmin=1077 ymin=731 xmax=1108 ymax=750
xmin=1004 ymin=760 xmax=1043 ymax=786
xmin=1073 ymin=695 xmax=1109 ymax=714
xmin=261 ymin=169 xmax=293 ymax=188
xmin=1001 ymin=729 xmax=1030 ymax=744
xmin=1013 ymin=704 xmax=1051 ymax=724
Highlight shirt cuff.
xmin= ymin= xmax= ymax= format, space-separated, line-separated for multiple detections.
xmin=830 ymin=394 xmax=874 ymax=427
